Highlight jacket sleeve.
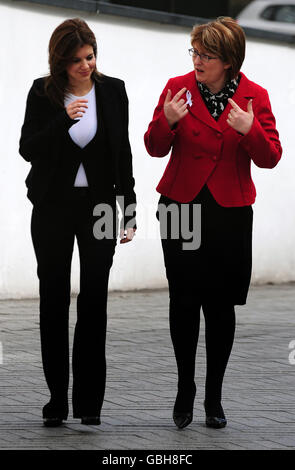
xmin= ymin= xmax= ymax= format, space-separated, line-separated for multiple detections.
xmin=117 ymin=82 xmax=137 ymax=229
xmin=144 ymin=79 xmax=178 ymax=158
xmin=239 ymin=89 xmax=282 ymax=169
xmin=19 ymin=80 xmax=76 ymax=162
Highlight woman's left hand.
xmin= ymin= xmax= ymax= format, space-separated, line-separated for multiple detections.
xmin=120 ymin=228 xmax=136 ymax=244
xmin=227 ymin=98 xmax=254 ymax=135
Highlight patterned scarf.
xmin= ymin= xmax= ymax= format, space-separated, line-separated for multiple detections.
xmin=197 ymin=74 xmax=241 ymax=121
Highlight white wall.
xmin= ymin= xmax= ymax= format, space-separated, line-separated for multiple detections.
xmin=0 ymin=0 xmax=294 ymax=298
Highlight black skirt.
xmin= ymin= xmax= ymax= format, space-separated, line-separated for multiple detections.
xmin=157 ymin=185 xmax=253 ymax=306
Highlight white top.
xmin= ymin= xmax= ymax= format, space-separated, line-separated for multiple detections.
xmin=64 ymin=84 xmax=97 ymax=187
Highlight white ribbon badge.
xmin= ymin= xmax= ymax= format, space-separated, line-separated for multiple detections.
xmin=185 ymin=90 xmax=193 ymax=107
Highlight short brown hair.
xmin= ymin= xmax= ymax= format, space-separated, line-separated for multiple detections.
xmin=190 ymin=16 xmax=245 ymax=80
xmin=45 ymin=18 xmax=101 ymax=108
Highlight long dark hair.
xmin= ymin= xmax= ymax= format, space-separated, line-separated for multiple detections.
xmin=44 ymin=18 xmax=102 ymax=108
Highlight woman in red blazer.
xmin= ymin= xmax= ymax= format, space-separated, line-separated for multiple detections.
xmin=144 ymin=17 xmax=281 ymax=429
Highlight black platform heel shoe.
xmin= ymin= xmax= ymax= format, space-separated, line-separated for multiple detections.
xmin=81 ymin=416 xmax=101 ymax=425
xmin=173 ymin=383 xmax=196 ymax=429
xmin=42 ymin=400 xmax=68 ymax=427
xmin=43 ymin=417 xmax=64 ymax=427
xmin=204 ymin=401 xmax=227 ymax=428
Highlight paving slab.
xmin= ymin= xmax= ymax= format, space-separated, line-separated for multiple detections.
xmin=0 ymin=284 xmax=295 ymax=450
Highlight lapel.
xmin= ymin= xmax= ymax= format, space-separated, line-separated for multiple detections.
xmin=94 ymin=77 xmax=122 ymax=158
xmin=217 ymin=72 xmax=256 ymax=132
xmin=185 ymin=71 xmax=256 ymax=133
xmin=185 ymin=71 xmax=220 ymax=132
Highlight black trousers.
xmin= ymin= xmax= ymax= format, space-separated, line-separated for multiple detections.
xmin=31 ymin=188 xmax=116 ymax=418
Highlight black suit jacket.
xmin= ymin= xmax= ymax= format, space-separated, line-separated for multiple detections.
xmin=19 ymin=74 xmax=136 ymax=226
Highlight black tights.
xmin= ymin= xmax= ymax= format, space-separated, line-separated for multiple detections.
xmin=169 ymin=293 xmax=235 ymax=411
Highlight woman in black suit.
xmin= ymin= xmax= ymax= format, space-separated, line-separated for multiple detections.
xmin=19 ymin=18 xmax=136 ymax=427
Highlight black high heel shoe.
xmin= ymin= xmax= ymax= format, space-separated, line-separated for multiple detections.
xmin=173 ymin=411 xmax=193 ymax=429
xmin=204 ymin=401 xmax=227 ymax=428
xmin=173 ymin=383 xmax=196 ymax=429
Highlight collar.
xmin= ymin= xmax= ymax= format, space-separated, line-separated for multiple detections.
xmin=197 ymin=75 xmax=241 ymax=120
xmin=183 ymin=71 xmax=255 ymax=132
xmin=197 ymin=75 xmax=241 ymax=99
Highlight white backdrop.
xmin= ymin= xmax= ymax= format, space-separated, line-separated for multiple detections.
xmin=0 ymin=0 xmax=294 ymax=298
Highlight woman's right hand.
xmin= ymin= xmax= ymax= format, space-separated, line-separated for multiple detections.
xmin=164 ymin=87 xmax=188 ymax=128
xmin=66 ymin=99 xmax=88 ymax=119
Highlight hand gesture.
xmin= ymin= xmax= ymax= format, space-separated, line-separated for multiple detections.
xmin=66 ymin=99 xmax=88 ymax=120
xmin=164 ymin=87 xmax=188 ymax=128
xmin=120 ymin=228 xmax=136 ymax=244
xmin=227 ymin=98 xmax=254 ymax=135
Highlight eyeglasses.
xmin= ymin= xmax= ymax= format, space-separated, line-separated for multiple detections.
xmin=188 ymin=48 xmax=219 ymax=63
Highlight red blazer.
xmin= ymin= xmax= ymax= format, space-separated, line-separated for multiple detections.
xmin=144 ymin=71 xmax=282 ymax=206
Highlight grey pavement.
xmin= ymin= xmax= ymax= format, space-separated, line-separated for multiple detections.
xmin=0 ymin=283 xmax=295 ymax=450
